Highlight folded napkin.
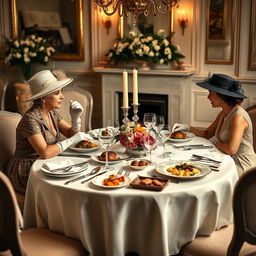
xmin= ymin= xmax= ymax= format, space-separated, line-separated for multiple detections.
xmin=42 ymin=159 xmax=74 ymax=171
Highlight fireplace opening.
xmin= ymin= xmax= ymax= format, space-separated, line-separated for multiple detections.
xmin=118 ymin=92 xmax=168 ymax=124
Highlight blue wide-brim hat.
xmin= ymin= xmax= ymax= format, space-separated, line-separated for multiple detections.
xmin=196 ymin=74 xmax=247 ymax=99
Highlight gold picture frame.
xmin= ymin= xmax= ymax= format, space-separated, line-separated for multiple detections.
xmin=10 ymin=0 xmax=84 ymax=61
xmin=248 ymin=0 xmax=256 ymax=71
xmin=205 ymin=0 xmax=235 ymax=64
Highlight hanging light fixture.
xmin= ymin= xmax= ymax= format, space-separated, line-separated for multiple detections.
xmin=95 ymin=0 xmax=179 ymax=17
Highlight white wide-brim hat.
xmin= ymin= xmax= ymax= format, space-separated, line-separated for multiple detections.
xmin=26 ymin=70 xmax=73 ymax=102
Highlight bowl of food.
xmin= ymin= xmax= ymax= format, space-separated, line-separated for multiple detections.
xmin=127 ymin=159 xmax=151 ymax=170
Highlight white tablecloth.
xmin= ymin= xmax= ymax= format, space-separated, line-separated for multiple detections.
xmin=23 ymin=137 xmax=238 ymax=256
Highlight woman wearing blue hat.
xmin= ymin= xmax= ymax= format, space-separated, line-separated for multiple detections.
xmin=172 ymin=73 xmax=256 ymax=176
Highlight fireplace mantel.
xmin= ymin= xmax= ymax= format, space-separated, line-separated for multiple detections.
xmin=94 ymin=67 xmax=194 ymax=127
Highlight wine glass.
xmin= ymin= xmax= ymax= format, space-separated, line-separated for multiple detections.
xmin=106 ymin=120 xmax=120 ymax=150
xmin=97 ymin=127 xmax=115 ymax=171
xmin=155 ymin=115 xmax=165 ymax=134
xmin=159 ymin=125 xmax=171 ymax=158
xmin=143 ymin=113 xmax=156 ymax=131
xmin=143 ymin=130 xmax=157 ymax=162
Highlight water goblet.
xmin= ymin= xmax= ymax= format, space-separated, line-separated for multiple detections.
xmin=143 ymin=113 xmax=156 ymax=131
xmin=155 ymin=115 xmax=165 ymax=134
xmin=143 ymin=130 xmax=157 ymax=162
xmin=159 ymin=125 xmax=171 ymax=158
xmin=97 ymin=128 xmax=115 ymax=171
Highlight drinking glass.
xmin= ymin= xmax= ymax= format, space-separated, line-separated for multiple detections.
xmin=143 ymin=113 xmax=156 ymax=131
xmin=159 ymin=125 xmax=171 ymax=158
xmin=143 ymin=130 xmax=157 ymax=162
xmin=155 ymin=115 xmax=165 ymax=134
xmin=97 ymin=127 xmax=115 ymax=171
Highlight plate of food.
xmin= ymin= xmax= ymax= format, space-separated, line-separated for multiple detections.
xmin=129 ymin=176 xmax=170 ymax=191
xmin=155 ymin=160 xmax=211 ymax=179
xmin=168 ymin=131 xmax=195 ymax=143
xmin=88 ymin=128 xmax=112 ymax=139
xmin=127 ymin=159 xmax=152 ymax=170
xmin=92 ymin=172 xmax=131 ymax=188
xmin=70 ymin=140 xmax=100 ymax=152
xmin=91 ymin=151 xmax=123 ymax=164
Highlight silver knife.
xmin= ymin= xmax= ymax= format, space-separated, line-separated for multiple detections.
xmin=47 ymin=161 xmax=89 ymax=173
xmin=64 ymin=166 xmax=101 ymax=185
xmin=81 ymin=171 xmax=107 ymax=184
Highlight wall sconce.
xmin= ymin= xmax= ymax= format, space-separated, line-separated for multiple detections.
xmin=177 ymin=9 xmax=188 ymax=35
xmin=99 ymin=7 xmax=112 ymax=35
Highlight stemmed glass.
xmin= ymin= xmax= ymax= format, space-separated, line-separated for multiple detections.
xmin=154 ymin=115 xmax=165 ymax=134
xmin=159 ymin=125 xmax=171 ymax=158
xmin=97 ymin=127 xmax=116 ymax=171
xmin=143 ymin=130 xmax=157 ymax=162
xmin=143 ymin=113 xmax=156 ymax=131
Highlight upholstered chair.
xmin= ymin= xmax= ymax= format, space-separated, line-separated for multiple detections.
xmin=0 ymin=77 xmax=8 ymax=110
xmin=246 ymin=104 xmax=256 ymax=152
xmin=0 ymin=111 xmax=25 ymax=211
xmin=0 ymin=171 xmax=88 ymax=256
xmin=57 ymin=87 xmax=93 ymax=132
xmin=180 ymin=167 xmax=256 ymax=256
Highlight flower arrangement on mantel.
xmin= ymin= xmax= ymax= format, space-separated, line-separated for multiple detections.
xmin=4 ymin=34 xmax=55 ymax=81
xmin=106 ymin=29 xmax=185 ymax=67
xmin=119 ymin=122 xmax=156 ymax=153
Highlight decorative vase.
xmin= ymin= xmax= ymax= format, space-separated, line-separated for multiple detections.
xmin=125 ymin=147 xmax=147 ymax=157
xmin=136 ymin=61 xmax=151 ymax=71
xmin=20 ymin=64 xmax=33 ymax=81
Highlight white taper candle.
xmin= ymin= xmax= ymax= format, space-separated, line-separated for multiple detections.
xmin=133 ymin=69 xmax=138 ymax=104
xmin=122 ymin=71 xmax=128 ymax=108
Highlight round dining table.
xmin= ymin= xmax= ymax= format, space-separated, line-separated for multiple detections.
xmin=23 ymin=136 xmax=238 ymax=256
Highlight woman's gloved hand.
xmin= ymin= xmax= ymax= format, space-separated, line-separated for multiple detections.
xmin=172 ymin=123 xmax=190 ymax=133
xmin=69 ymin=100 xmax=83 ymax=131
xmin=56 ymin=132 xmax=93 ymax=153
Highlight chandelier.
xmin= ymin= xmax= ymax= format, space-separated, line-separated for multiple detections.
xmin=95 ymin=0 xmax=179 ymax=17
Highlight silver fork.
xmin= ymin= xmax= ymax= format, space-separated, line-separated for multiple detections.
xmin=117 ymin=169 xmax=130 ymax=176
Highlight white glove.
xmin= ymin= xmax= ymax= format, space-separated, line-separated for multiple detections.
xmin=56 ymin=132 xmax=93 ymax=153
xmin=172 ymin=123 xmax=190 ymax=133
xmin=69 ymin=100 xmax=83 ymax=131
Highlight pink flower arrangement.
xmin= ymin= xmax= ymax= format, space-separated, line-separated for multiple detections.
xmin=119 ymin=124 xmax=156 ymax=151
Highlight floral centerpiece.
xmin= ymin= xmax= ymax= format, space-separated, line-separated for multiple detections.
xmin=119 ymin=123 xmax=156 ymax=155
xmin=106 ymin=29 xmax=185 ymax=66
xmin=4 ymin=34 xmax=55 ymax=80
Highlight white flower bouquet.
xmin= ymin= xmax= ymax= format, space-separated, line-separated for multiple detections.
xmin=4 ymin=34 xmax=55 ymax=80
xmin=106 ymin=29 xmax=185 ymax=65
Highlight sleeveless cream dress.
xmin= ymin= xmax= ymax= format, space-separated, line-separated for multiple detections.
xmin=213 ymin=106 xmax=256 ymax=176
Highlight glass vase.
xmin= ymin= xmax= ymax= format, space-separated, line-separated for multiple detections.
xmin=125 ymin=147 xmax=147 ymax=157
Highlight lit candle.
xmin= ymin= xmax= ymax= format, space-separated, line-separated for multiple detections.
xmin=122 ymin=70 xmax=128 ymax=108
xmin=133 ymin=69 xmax=138 ymax=104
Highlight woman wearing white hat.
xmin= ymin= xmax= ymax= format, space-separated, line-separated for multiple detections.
xmin=172 ymin=73 xmax=256 ymax=176
xmin=6 ymin=70 xmax=92 ymax=194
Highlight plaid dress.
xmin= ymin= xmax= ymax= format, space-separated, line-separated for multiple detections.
xmin=6 ymin=104 xmax=62 ymax=194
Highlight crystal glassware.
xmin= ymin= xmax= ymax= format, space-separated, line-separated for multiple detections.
xmin=143 ymin=130 xmax=157 ymax=162
xmin=143 ymin=113 xmax=156 ymax=131
xmin=159 ymin=125 xmax=171 ymax=158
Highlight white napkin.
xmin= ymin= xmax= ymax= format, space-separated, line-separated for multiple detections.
xmin=42 ymin=159 xmax=74 ymax=171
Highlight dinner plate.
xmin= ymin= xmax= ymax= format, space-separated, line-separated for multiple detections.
xmin=41 ymin=159 xmax=88 ymax=178
xmin=69 ymin=140 xmax=100 ymax=153
xmin=168 ymin=132 xmax=195 ymax=143
xmin=91 ymin=154 xmax=123 ymax=164
xmin=92 ymin=172 xmax=131 ymax=189
xmin=155 ymin=160 xmax=211 ymax=180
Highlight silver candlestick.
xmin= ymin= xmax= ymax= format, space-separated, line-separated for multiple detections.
xmin=121 ymin=107 xmax=130 ymax=126
xmin=132 ymin=103 xmax=140 ymax=125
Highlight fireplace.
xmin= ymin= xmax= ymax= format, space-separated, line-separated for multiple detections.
xmin=118 ymin=92 xmax=168 ymax=124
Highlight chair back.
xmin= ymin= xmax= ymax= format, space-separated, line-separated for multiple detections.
xmin=0 ymin=77 xmax=8 ymax=110
xmin=0 ymin=111 xmax=22 ymax=171
xmin=0 ymin=171 xmax=26 ymax=256
xmin=57 ymin=87 xmax=93 ymax=132
xmin=246 ymin=104 xmax=256 ymax=152
xmin=227 ymin=167 xmax=256 ymax=255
